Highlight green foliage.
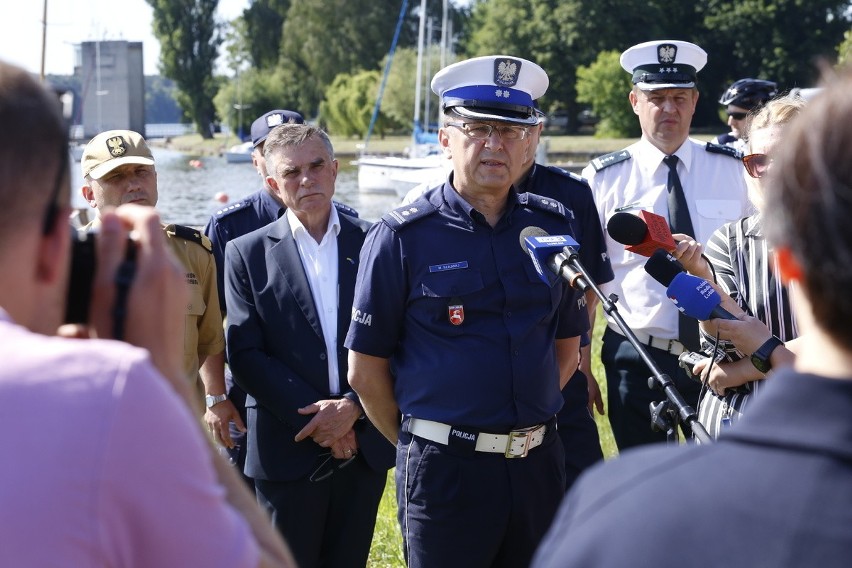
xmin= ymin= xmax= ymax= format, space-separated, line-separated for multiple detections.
xmin=839 ymin=29 xmax=852 ymax=67
xmin=242 ymin=0 xmax=290 ymax=70
xmin=576 ymin=51 xmax=639 ymax=139
xmin=320 ymin=70 xmax=403 ymax=137
xmin=146 ymin=0 xmax=223 ymax=139
xmin=145 ymin=75 xmax=183 ymax=123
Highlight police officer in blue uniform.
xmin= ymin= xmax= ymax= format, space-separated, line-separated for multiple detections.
xmin=203 ymin=109 xmax=357 ymax=479
xmin=346 ymin=55 xmax=590 ymax=568
xmin=516 ymin=119 xmax=613 ymax=490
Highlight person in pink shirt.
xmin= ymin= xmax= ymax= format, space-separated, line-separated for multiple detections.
xmin=0 ymin=60 xmax=294 ymax=568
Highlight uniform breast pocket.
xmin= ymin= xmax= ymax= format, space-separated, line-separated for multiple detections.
xmin=417 ymin=269 xmax=484 ymax=335
xmin=521 ymin=258 xmax=562 ymax=315
xmin=695 ymin=199 xmax=743 ymax=234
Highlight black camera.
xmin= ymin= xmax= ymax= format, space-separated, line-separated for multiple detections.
xmin=65 ymin=230 xmax=137 ymax=325
xmin=65 ymin=230 xmax=97 ymax=324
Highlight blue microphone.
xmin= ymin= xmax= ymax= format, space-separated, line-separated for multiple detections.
xmin=666 ymin=273 xmax=738 ymax=321
xmin=519 ymin=227 xmax=589 ymax=291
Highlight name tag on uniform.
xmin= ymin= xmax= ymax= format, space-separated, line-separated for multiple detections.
xmin=429 ymin=261 xmax=468 ymax=273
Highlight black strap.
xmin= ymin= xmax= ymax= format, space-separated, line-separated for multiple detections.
xmin=111 ymin=244 xmax=137 ymax=341
xmin=664 ymin=155 xmax=700 ymax=351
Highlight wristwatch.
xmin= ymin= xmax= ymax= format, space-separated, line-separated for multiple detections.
xmin=750 ymin=336 xmax=784 ymax=373
xmin=205 ymin=393 xmax=228 ymax=408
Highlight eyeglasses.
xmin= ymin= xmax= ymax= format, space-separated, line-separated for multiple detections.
xmin=742 ymin=153 xmax=773 ymax=178
xmin=727 ymin=111 xmax=748 ymax=121
xmin=446 ymin=121 xmax=530 ymax=141
xmin=309 ymin=452 xmax=356 ymax=482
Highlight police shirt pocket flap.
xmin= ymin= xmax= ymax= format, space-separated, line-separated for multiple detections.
xmin=420 ymin=269 xmax=484 ymax=298
xmin=695 ymin=199 xmax=741 ymax=220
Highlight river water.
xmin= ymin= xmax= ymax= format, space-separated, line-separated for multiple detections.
xmin=72 ymin=147 xmax=403 ymax=227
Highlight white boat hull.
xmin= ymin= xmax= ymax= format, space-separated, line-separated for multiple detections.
xmin=356 ymin=154 xmax=450 ymax=198
xmin=224 ymin=141 xmax=254 ymax=163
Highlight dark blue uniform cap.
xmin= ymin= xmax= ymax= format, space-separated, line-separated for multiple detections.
xmin=251 ymin=109 xmax=305 ymax=147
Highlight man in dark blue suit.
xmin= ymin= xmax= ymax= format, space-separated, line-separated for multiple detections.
xmin=224 ymin=123 xmax=393 ymax=568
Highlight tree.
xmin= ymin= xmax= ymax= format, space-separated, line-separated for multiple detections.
xmin=576 ymin=50 xmax=639 ymax=138
xmin=147 ymin=0 xmax=223 ymax=139
xmin=839 ymin=29 xmax=852 ymax=67
xmin=242 ymin=0 xmax=290 ymax=70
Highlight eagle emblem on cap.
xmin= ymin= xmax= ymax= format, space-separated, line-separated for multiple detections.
xmin=266 ymin=113 xmax=284 ymax=128
xmin=494 ymin=58 xmax=521 ymax=87
xmin=657 ymin=44 xmax=677 ymax=64
xmin=107 ymin=136 xmax=128 ymax=157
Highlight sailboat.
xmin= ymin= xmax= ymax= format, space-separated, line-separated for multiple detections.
xmin=356 ymin=0 xmax=452 ymax=197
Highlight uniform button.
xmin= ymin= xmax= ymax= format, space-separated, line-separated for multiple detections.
xmin=320 ymin=353 xmax=327 ymax=360
xmin=506 ymin=312 xmax=512 ymax=318
xmin=513 ymin=349 xmax=519 ymax=356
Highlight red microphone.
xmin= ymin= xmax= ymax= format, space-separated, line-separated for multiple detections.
xmin=606 ymin=211 xmax=676 ymax=257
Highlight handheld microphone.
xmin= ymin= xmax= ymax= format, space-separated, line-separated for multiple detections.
xmin=643 ymin=248 xmax=686 ymax=287
xmin=519 ymin=226 xmax=589 ymax=291
xmin=607 ymin=211 xmax=676 ymax=257
xmin=666 ymin=273 xmax=738 ymax=321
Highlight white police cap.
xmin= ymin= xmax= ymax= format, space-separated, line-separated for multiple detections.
xmin=620 ymin=40 xmax=707 ymax=90
xmin=431 ymin=55 xmax=548 ymax=125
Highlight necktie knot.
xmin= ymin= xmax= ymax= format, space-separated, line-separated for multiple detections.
xmin=664 ymin=155 xmax=679 ymax=171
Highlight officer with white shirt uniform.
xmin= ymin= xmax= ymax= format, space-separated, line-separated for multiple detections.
xmin=582 ymin=40 xmax=749 ymax=450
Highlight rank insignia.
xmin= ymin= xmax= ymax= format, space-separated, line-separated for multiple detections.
xmin=448 ymin=303 xmax=464 ymax=326
xmin=494 ymin=58 xmax=521 ymax=87
xmin=107 ymin=136 xmax=128 ymax=157
xmin=657 ymin=44 xmax=677 ymax=64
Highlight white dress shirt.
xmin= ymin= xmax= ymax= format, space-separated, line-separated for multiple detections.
xmin=582 ymin=137 xmax=750 ymax=339
xmin=287 ymin=207 xmax=342 ymax=394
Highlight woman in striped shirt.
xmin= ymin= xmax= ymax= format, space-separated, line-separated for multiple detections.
xmin=687 ymin=96 xmax=805 ymax=438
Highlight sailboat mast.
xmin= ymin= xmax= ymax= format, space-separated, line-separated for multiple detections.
xmin=413 ymin=0 xmax=427 ymax=152
xmin=40 ymin=0 xmax=48 ymax=81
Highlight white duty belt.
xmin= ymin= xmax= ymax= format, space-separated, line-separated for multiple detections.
xmin=407 ymin=417 xmax=549 ymax=459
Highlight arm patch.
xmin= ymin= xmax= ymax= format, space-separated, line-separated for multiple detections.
xmin=590 ymin=149 xmax=632 ymax=172
xmin=705 ymin=142 xmax=743 ymax=160
xmin=165 ymin=224 xmax=213 ymax=253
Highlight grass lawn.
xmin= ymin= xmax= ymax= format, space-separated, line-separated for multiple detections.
xmin=366 ymin=310 xmax=615 ymax=566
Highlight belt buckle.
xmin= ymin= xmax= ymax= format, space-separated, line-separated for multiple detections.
xmin=505 ymin=427 xmax=535 ymax=458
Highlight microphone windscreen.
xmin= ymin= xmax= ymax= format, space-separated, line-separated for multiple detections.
xmin=644 ymin=249 xmax=685 ymax=287
xmin=519 ymin=226 xmax=549 ymax=253
xmin=607 ymin=212 xmax=648 ymax=246
xmin=666 ymin=273 xmax=723 ymax=321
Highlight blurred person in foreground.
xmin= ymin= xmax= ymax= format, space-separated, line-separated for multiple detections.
xmin=346 ymin=55 xmax=589 ymax=567
xmin=713 ymin=78 xmax=778 ymax=153
xmin=533 ymin=68 xmax=852 ymax=567
xmin=0 ymin=59 xmax=294 ymax=567
xmin=79 ymin=129 xmax=228 ymax=418
xmin=224 ymin=123 xmax=393 ymax=567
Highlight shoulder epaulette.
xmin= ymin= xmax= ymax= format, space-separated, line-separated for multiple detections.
xmin=705 ymin=142 xmax=743 ymax=160
xmin=590 ymin=149 xmax=632 ymax=172
xmin=213 ymin=199 xmax=251 ymax=219
xmin=520 ymin=192 xmax=573 ymax=221
xmin=165 ymin=224 xmax=213 ymax=253
xmin=543 ymin=165 xmax=588 ymax=186
xmin=381 ymin=201 xmax=438 ymax=231
xmin=333 ymin=200 xmax=360 ymax=218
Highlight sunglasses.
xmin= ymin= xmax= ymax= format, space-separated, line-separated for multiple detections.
xmin=742 ymin=153 xmax=773 ymax=178
xmin=309 ymin=452 xmax=356 ymax=483
xmin=727 ymin=112 xmax=748 ymax=121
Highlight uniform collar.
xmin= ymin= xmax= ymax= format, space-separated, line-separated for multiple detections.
xmin=258 ymin=188 xmax=286 ymax=218
xmin=442 ymin=176 xmax=522 ymax=226
xmin=636 ymin=136 xmax=695 ymax=176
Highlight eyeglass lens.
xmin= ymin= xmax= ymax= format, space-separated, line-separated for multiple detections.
xmin=728 ymin=112 xmax=747 ymax=120
xmin=742 ymin=154 xmax=772 ymax=178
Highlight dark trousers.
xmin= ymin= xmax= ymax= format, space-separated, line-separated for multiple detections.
xmin=557 ymin=369 xmax=604 ymax=491
xmin=396 ymin=421 xmax=565 ymax=568
xmin=254 ymin=455 xmax=387 ymax=568
xmin=602 ymin=327 xmax=701 ymax=450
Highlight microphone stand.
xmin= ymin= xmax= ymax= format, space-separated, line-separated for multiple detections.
xmin=552 ymin=246 xmax=713 ymax=445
